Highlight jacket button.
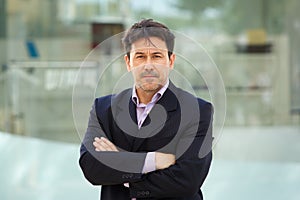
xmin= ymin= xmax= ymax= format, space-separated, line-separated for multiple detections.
xmin=137 ymin=191 xmax=150 ymax=196
xmin=122 ymin=174 xmax=133 ymax=179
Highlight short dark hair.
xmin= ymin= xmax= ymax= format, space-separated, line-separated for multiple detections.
xmin=122 ymin=19 xmax=175 ymax=59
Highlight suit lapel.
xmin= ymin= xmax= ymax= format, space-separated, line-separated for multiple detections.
xmin=112 ymin=82 xmax=179 ymax=152
xmin=112 ymin=89 xmax=139 ymax=148
xmin=131 ymin=82 xmax=179 ymax=151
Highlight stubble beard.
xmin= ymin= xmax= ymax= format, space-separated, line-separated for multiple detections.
xmin=138 ymin=80 xmax=162 ymax=93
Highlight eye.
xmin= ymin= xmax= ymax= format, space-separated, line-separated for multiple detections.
xmin=135 ymin=55 xmax=145 ymax=59
xmin=153 ymin=54 xmax=163 ymax=58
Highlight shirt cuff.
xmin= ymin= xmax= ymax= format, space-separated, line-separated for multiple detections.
xmin=142 ymin=152 xmax=156 ymax=174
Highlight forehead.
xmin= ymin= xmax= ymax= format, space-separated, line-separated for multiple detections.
xmin=130 ymin=37 xmax=168 ymax=53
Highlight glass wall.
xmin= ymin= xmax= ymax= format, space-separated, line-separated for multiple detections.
xmin=1 ymin=1 xmax=300 ymax=200
xmin=1 ymin=0 xmax=299 ymax=141
xmin=287 ymin=0 xmax=300 ymax=119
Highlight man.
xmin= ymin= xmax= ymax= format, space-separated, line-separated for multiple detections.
xmin=79 ymin=19 xmax=213 ymax=200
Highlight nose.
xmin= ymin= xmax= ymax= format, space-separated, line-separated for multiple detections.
xmin=144 ymin=63 xmax=154 ymax=71
xmin=144 ymin=55 xmax=154 ymax=70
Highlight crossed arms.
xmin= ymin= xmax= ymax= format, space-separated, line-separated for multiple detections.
xmin=79 ymin=98 xmax=213 ymax=198
xmin=93 ymin=136 xmax=175 ymax=170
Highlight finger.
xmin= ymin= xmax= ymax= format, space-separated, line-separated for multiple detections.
xmin=101 ymin=137 xmax=118 ymax=151
xmin=93 ymin=141 xmax=99 ymax=148
xmin=95 ymin=148 xmax=101 ymax=151
xmin=93 ymin=139 xmax=110 ymax=151
xmin=93 ymin=139 xmax=103 ymax=148
xmin=98 ymin=145 xmax=107 ymax=151
xmin=93 ymin=141 xmax=104 ymax=151
xmin=94 ymin=137 xmax=101 ymax=142
xmin=100 ymin=140 xmax=112 ymax=151
xmin=94 ymin=144 xmax=109 ymax=152
xmin=93 ymin=137 xmax=101 ymax=148
xmin=101 ymin=137 xmax=117 ymax=150
xmin=94 ymin=137 xmax=109 ymax=147
xmin=95 ymin=139 xmax=112 ymax=151
xmin=94 ymin=137 xmax=118 ymax=151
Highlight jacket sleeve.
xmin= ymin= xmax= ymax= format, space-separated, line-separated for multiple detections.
xmin=128 ymin=102 xmax=213 ymax=199
xmin=79 ymin=100 xmax=146 ymax=186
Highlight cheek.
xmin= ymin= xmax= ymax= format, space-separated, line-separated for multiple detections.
xmin=132 ymin=59 xmax=144 ymax=67
xmin=131 ymin=69 xmax=141 ymax=79
xmin=159 ymin=67 xmax=169 ymax=76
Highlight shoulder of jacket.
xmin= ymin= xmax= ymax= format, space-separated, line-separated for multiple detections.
xmin=94 ymin=88 xmax=132 ymax=109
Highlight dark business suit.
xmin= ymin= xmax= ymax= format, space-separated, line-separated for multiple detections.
xmin=79 ymin=81 xmax=213 ymax=200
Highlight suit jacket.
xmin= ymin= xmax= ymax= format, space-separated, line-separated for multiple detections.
xmin=79 ymin=81 xmax=213 ymax=200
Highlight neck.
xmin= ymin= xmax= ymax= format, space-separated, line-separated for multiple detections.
xmin=136 ymin=88 xmax=158 ymax=104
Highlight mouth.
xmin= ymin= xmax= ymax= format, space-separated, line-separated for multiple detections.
xmin=141 ymin=74 xmax=159 ymax=79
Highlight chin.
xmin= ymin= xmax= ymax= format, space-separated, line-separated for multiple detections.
xmin=140 ymin=83 xmax=161 ymax=92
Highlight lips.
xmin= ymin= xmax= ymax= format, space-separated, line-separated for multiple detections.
xmin=140 ymin=72 xmax=158 ymax=78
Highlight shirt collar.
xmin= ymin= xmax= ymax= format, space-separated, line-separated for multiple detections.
xmin=132 ymin=79 xmax=169 ymax=105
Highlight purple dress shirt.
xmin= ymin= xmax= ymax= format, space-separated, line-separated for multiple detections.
xmin=125 ymin=80 xmax=169 ymax=199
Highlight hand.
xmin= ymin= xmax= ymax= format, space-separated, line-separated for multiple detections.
xmin=93 ymin=137 xmax=119 ymax=152
xmin=155 ymin=152 xmax=175 ymax=170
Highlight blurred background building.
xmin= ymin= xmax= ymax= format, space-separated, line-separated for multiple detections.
xmin=0 ymin=0 xmax=300 ymax=199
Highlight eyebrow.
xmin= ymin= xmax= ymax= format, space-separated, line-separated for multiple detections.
xmin=134 ymin=52 xmax=145 ymax=55
xmin=134 ymin=51 xmax=164 ymax=55
xmin=153 ymin=52 xmax=164 ymax=55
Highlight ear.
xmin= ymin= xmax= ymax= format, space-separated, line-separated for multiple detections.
xmin=124 ymin=54 xmax=131 ymax=72
xmin=169 ymin=53 xmax=176 ymax=69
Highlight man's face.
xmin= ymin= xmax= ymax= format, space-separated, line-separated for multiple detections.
xmin=124 ymin=37 xmax=175 ymax=93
